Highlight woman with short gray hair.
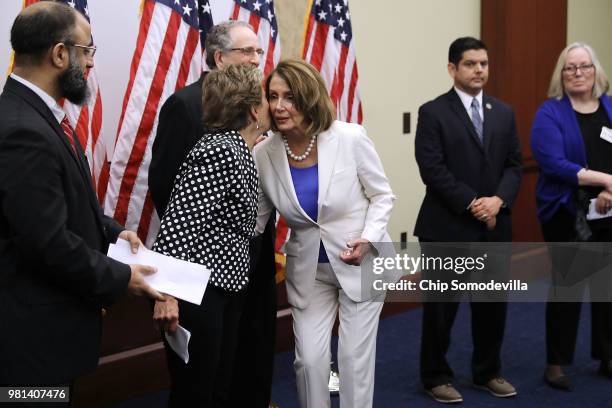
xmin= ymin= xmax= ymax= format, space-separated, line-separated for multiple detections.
xmin=152 ymin=63 xmax=270 ymax=406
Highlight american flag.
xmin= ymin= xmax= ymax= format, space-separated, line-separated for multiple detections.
xmin=230 ymin=0 xmax=281 ymax=76
xmin=13 ymin=0 xmax=108 ymax=202
xmin=104 ymin=0 xmax=213 ymax=245
xmin=303 ymin=0 xmax=363 ymax=123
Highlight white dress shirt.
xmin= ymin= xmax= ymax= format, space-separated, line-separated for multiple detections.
xmin=454 ymin=86 xmax=484 ymax=121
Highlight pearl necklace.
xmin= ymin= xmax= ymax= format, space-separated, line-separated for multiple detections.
xmin=282 ymin=134 xmax=317 ymax=161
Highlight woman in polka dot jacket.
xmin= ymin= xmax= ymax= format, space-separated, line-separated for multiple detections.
xmin=151 ymin=64 xmax=271 ymax=406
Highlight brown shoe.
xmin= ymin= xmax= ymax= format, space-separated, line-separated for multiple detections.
xmin=474 ymin=377 xmax=517 ymax=397
xmin=425 ymin=384 xmax=463 ymax=403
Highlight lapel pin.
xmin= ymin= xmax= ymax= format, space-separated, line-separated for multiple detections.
xmin=486 ymin=103 xmax=492 ymax=110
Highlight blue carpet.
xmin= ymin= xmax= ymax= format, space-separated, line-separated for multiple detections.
xmin=270 ymin=302 xmax=611 ymax=408
xmin=114 ymin=302 xmax=612 ymax=407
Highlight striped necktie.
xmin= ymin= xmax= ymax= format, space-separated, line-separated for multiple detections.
xmin=60 ymin=116 xmax=77 ymax=155
xmin=470 ymin=98 xmax=483 ymax=143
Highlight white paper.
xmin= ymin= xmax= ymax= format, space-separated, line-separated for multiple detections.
xmin=107 ymin=239 xmax=210 ymax=305
xmin=165 ymin=325 xmax=191 ymax=364
xmin=599 ymin=126 xmax=612 ymax=144
xmin=587 ymin=198 xmax=612 ymax=220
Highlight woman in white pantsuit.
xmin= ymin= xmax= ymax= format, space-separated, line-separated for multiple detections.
xmin=254 ymin=59 xmax=395 ymax=408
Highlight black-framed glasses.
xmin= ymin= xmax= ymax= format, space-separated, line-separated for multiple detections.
xmin=229 ymin=47 xmax=264 ymax=57
xmin=562 ymin=64 xmax=594 ymax=75
xmin=65 ymin=43 xmax=97 ymax=58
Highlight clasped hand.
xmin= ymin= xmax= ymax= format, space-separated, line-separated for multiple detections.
xmin=471 ymin=196 xmax=503 ymax=231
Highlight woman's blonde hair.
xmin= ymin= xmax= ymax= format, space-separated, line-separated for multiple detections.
xmin=547 ymin=42 xmax=609 ymax=99
xmin=265 ymin=59 xmax=335 ymax=137
xmin=202 ymin=63 xmax=263 ymax=131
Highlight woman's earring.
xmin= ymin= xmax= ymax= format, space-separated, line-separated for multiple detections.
xmin=256 ymin=122 xmax=260 ymax=130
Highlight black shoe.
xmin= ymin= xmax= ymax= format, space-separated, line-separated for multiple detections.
xmin=599 ymin=361 xmax=612 ymax=378
xmin=543 ymin=374 xmax=572 ymax=391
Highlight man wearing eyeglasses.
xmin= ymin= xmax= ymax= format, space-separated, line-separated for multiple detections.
xmin=148 ymin=20 xmax=278 ymax=408
xmin=149 ymin=20 xmax=263 ymax=215
xmin=414 ymin=37 xmax=522 ymax=404
xmin=0 ymin=2 xmax=165 ymax=390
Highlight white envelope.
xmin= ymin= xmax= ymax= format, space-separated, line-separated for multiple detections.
xmin=107 ymin=238 xmax=210 ymax=305
xmin=165 ymin=325 xmax=191 ymax=364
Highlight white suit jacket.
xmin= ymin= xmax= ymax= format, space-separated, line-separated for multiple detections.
xmin=254 ymin=120 xmax=395 ymax=309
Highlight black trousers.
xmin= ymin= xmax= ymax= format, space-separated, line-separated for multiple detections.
xmin=419 ymin=240 xmax=508 ymax=388
xmin=541 ymin=208 xmax=612 ymax=365
xmin=165 ymin=286 xmax=245 ymax=408
xmin=229 ymin=217 xmax=277 ymax=408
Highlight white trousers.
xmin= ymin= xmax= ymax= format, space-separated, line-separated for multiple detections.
xmin=292 ymin=263 xmax=385 ymax=408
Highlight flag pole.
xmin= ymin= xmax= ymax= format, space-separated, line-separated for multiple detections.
xmin=300 ymin=0 xmax=314 ymax=54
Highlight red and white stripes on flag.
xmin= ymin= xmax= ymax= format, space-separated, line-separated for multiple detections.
xmin=15 ymin=0 xmax=108 ymax=202
xmin=104 ymin=0 xmax=205 ymax=246
xmin=303 ymin=0 xmax=362 ymax=124
xmin=230 ymin=0 xmax=281 ymax=76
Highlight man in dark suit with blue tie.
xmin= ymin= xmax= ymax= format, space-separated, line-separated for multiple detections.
xmin=414 ymin=37 xmax=522 ymax=403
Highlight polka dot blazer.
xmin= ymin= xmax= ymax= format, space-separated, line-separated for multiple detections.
xmin=153 ymin=129 xmax=258 ymax=292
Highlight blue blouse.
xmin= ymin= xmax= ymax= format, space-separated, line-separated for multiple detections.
xmin=289 ymin=164 xmax=329 ymax=263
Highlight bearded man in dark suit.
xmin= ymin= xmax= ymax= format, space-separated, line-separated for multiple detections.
xmin=0 ymin=1 xmax=163 ymax=390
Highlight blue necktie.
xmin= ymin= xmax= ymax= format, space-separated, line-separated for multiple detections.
xmin=471 ymin=98 xmax=483 ymax=143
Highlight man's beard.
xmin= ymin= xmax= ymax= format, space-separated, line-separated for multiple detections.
xmin=58 ymin=50 xmax=90 ymax=105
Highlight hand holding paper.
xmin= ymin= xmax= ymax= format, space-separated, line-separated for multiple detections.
xmin=108 ymin=239 xmax=210 ymax=305
xmin=118 ymin=230 xmax=144 ymax=254
xmin=587 ymin=196 xmax=612 ymax=220
xmin=595 ymin=190 xmax=612 ymax=215
xmin=128 ymin=264 xmax=165 ymax=301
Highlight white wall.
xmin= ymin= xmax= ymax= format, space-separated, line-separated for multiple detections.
xmin=567 ymin=0 xmax=612 ymax=74
xmin=350 ymin=1 xmax=480 ymax=242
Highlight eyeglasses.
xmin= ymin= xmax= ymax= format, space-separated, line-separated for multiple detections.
xmin=65 ymin=43 xmax=97 ymax=58
xmin=229 ymin=47 xmax=264 ymax=57
xmin=562 ymin=64 xmax=594 ymax=75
